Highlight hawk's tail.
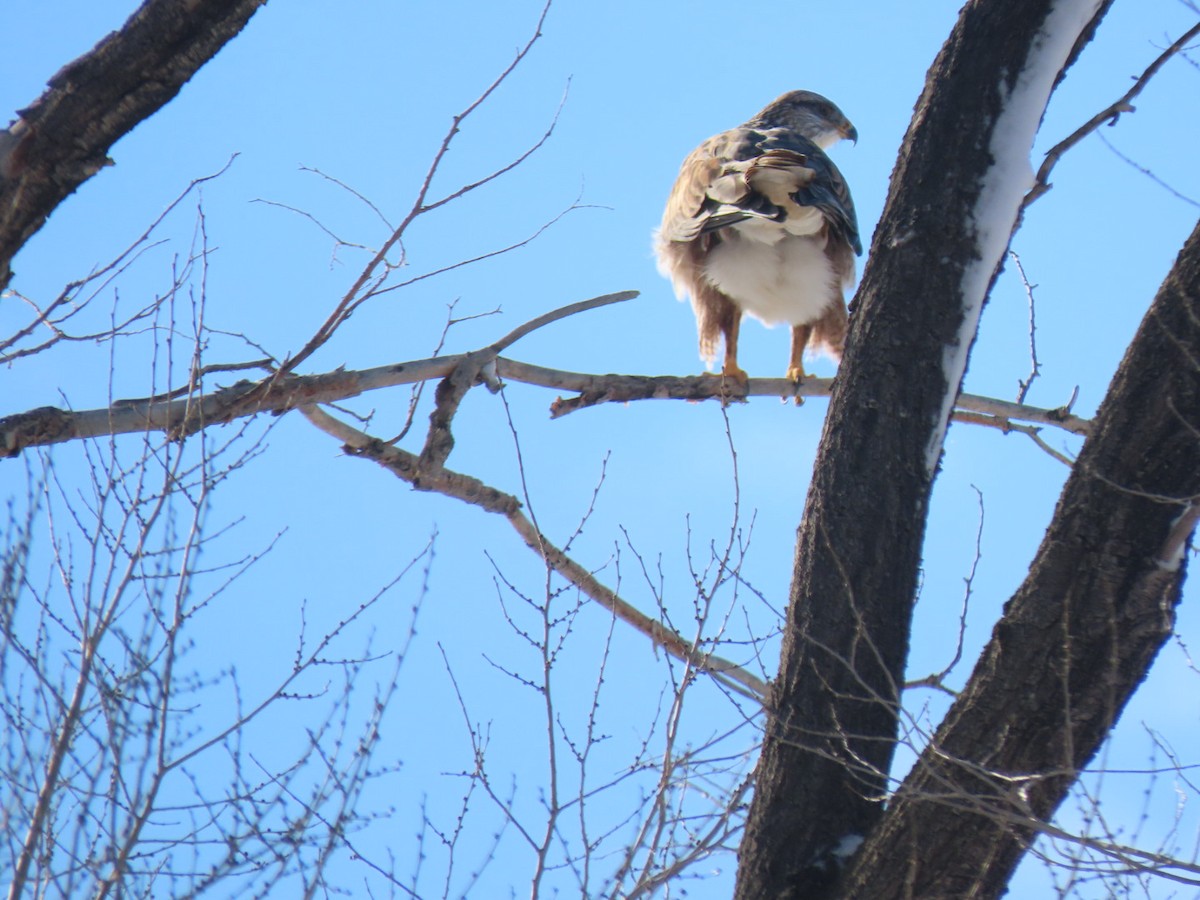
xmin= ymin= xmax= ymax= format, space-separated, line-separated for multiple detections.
xmin=810 ymin=300 xmax=848 ymax=362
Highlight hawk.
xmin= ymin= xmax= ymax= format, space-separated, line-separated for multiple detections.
xmin=655 ymin=90 xmax=861 ymax=384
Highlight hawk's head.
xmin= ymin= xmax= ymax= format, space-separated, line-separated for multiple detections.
xmin=749 ymin=90 xmax=857 ymax=150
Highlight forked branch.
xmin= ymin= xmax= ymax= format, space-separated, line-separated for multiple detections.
xmin=277 ymin=0 xmax=559 ymax=376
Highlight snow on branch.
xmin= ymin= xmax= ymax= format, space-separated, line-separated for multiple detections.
xmin=928 ymin=0 xmax=1107 ymax=475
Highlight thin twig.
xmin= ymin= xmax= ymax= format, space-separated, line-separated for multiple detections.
xmin=370 ymin=195 xmax=590 ymax=298
xmin=1008 ymin=251 xmax=1042 ymax=404
xmin=278 ymin=0 xmax=558 ymax=375
xmin=1096 ymin=132 xmax=1200 ymax=208
xmin=299 ymin=165 xmax=396 ymax=230
xmin=249 ymin=198 xmax=373 ymax=253
xmin=907 ymin=487 xmax=985 ymax=694
xmin=1 ymin=157 xmax=237 ymax=363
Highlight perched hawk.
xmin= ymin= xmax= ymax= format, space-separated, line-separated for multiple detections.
xmin=655 ymin=90 xmax=861 ymax=383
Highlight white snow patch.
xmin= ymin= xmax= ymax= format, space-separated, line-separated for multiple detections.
xmin=925 ymin=0 xmax=1104 ymax=475
xmin=1158 ymin=538 xmax=1187 ymax=573
xmin=1157 ymin=503 xmax=1200 ymax=572
xmin=832 ymin=833 xmax=865 ymax=859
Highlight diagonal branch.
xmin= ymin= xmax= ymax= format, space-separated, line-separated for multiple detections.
xmin=1023 ymin=19 xmax=1200 ymax=209
xmin=299 ymin=404 xmax=767 ymax=700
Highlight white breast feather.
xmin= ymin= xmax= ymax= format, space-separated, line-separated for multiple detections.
xmin=703 ymin=228 xmax=844 ymax=326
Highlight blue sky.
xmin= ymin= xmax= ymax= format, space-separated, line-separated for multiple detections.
xmin=3 ymin=1 xmax=1200 ymax=895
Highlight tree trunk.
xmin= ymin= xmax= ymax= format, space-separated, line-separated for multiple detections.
xmin=735 ymin=1 xmax=1114 ymax=896
xmin=0 ymin=0 xmax=267 ymax=289
xmin=840 ymin=217 xmax=1200 ymax=899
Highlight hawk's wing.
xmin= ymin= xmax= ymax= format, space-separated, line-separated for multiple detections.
xmin=659 ymin=126 xmax=861 ymax=256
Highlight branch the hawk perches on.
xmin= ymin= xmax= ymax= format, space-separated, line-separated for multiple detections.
xmin=655 ymin=90 xmax=861 ymax=384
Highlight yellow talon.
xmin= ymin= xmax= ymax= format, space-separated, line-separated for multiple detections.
xmin=721 ymin=364 xmax=750 ymax=385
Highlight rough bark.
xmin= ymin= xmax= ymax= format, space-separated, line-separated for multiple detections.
xmin=734 ymin=1 xmax=1113 ymax=897
xmin=840 ymin=217 xmax=1200 ymax=899
xmin=0 ymin=0 xmax=267 ymax=290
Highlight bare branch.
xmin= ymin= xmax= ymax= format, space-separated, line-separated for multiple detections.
xmin=1009 ymin=251 xmax=1043 ymax=404
xmin=277 ymin=1 xmax=560 ymax=375
xmin=0 ymin=288 xmax=1093 ymax=459
xmin=1023 ymin=20 xmax=1200 ymax=209
xmin=0 ymin=356 xmax=1091 ymax=460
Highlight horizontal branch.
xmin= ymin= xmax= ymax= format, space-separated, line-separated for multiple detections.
xmin=505 ymin=360 xmax=1089 ymax=436
xmin=0 ymin=326 xmax=1090 ymax=459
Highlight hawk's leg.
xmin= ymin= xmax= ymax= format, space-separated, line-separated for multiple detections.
xmin=787 ymin=324 xmax=812 ymax=383
xmin=720 ymin=310 xmax=749 ymax=385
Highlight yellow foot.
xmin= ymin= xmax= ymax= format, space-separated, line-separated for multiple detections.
xmin=721 ymin=364 xmax=750 ymax=386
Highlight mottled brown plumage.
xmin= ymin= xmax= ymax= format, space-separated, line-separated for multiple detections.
xmin=655 ymin=90 xmax=861 ymax=383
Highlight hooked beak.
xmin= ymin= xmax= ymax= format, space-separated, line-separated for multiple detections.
xmin=842 ymin=122 xmax=858 ymax=145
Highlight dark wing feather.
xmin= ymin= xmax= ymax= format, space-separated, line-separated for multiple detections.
xmin=755 ymin=128 xmax=861 ymax=255
xmin=659 ymin=126 xmax=861 ymax=256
